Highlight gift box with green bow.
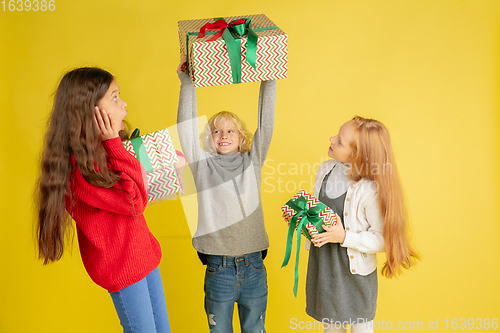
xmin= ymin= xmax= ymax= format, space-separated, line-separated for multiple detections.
xmin=178 ymin=14 xmax=287 ymax=87
xmin=281 ymin=189 xmax=338 ymax=297
xmin=123 ymin=128 xmax=180 ymax=205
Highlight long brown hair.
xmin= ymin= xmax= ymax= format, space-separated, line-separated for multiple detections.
xmin=36 ymin=67 xmax=125 ymax=264
xmin=348 ymin=116 xmax=420 ymax=278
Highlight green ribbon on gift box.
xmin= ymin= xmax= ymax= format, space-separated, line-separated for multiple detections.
xmin=129 ymin=128 xmax=154 ymax=173
xmin=281 ymin=196 xmax=327 ymax=298
xmin=185 ymin=17 xmax=278 ymax=84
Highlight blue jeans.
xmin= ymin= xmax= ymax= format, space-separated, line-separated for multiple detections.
xmin=109 ymin=267 xmax=170 ymax=333
xmin=204 ymin=252 xmax=267 ymax=333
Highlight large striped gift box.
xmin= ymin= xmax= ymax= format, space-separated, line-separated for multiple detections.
xmin=123 ymin=128 xmax=180 ymax=205
xmin=178 ymin=14 xmax=287 ymax=87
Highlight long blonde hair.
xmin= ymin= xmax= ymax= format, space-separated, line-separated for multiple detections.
xmin=349 ymin=116 xmax=420 ymax=278
xmin=200 ymin=111 xmax=253 ymax=154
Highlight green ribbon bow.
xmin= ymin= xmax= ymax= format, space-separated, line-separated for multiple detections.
xmin=281 ymin=196 xmax=327 ymax=297
xmin=129 ymin=128 xmax=154 ymax=172
xmin=222 ymin=18 xmax=258 ymax=82
xmin=186 ymin=17 xmax=278 ymax=84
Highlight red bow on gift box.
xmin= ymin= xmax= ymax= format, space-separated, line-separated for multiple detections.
xmin=197 ymin=18 xmax=246 ymax=41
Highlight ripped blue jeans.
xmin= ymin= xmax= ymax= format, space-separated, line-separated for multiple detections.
xmin=204 ymin=252 xmax=267 ymax=333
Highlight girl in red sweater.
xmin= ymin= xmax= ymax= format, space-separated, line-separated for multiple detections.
xmin=36 ymin=67 xmax=170 ymax=332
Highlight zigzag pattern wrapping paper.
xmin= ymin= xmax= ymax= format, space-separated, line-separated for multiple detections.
xmin=123 ymin=129 xmax=180 ymax=205
xmin=281 ymin=190 xmax=337 ymax=240
xmin=178 ymin=14 xmax=288 ymax=87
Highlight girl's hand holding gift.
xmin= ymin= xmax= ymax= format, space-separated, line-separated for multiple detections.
xmin=312 ymin=213 xmax=345 ymax=247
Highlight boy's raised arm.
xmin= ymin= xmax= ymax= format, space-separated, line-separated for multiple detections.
xmin=252 ymin=80 xmax=277 ymax=163
xmin=177 ymin=68 xmax=204 ymax=170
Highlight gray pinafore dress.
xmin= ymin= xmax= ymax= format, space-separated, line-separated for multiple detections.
xmin=305 ymin=164 xmax=378 ymax=324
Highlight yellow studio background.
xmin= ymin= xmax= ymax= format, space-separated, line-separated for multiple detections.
xmin=1 ymin=0 xmax=499 ymax=332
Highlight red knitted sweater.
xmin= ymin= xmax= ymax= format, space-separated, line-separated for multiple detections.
xmin=66 ymin=138 xmax=162 ymax=292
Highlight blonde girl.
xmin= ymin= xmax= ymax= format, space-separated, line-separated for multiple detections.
xmin=306 ymin=116 xmax=419 ymax=333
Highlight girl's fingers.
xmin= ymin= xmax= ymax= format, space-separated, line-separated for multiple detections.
xmin=94 ymin=107 xmax=105 ymax=130
xmin=93 ymin=113 xmax=100 ymax=129
xmin=100 ymin=109 xmax=115 ymax=134
xmin=100 ymin=109 xmax=110 ymax=129
xmin=106 ymin=113 xmax=114 ymax=131
xmin=323 ymin=223 xmax=333 ymax=230
xmin=312 ymin=235 xmax=322 ymax=247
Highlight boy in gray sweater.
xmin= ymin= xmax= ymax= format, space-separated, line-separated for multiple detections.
xmin=177 ymin=64 xmax=277 ymax=333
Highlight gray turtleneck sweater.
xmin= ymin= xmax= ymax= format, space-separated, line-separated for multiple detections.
xmin=177 ymin=73 xmax=277 ymax=256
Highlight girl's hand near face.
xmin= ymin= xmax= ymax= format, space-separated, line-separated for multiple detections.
xmin=312 ymin=213 xmax=346 ymax=247
xmin=94 ymin=107 xmax=120 ymax=141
